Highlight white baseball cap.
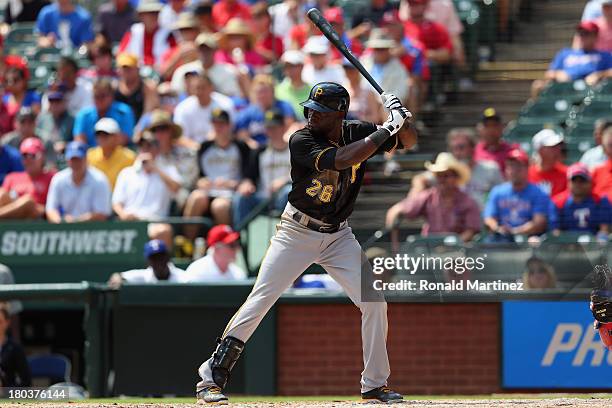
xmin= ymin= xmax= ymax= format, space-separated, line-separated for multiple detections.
xmin=94 ymin=117 xmax=121 ymax=134
xmin=281 ymin=50 xmax=305 ymax=65
xmin=304 ymin=36 xmax=329 ymax=55
xmin=532 ymin=129 xmax=564 ymax=151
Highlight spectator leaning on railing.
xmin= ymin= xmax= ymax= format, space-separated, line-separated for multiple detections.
xmin=483 ymin=149 xmax=556 ymax=243
xmin=552 ymin=163 xmax=611 ymax=238
xmin=45 ymin=141 xmax=112 ymax=223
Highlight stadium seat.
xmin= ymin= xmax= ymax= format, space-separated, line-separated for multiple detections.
xmin=538 ymin=80 xmax=591 ymax=104
xmin=517 ymin=98 xmax=572 ymax=126
xmin=535 ymin=242 xmax=604 ymax=288
xmin=33 ymin=47 xmax=62 ymax=64
xmin=566 ymin=120 xmax=595 ymax=141
xmin=577 ymin=98 xmax=612 ymax=120
xmin=28 ymin=354 xmax=72 ymax=384
xmin=503 ymin=121 xmax=562 ymax=143
xmin=4 ymin=22 xmax=36 ymax=46
xmin=591 ymin=79 xmax=612 ymax=99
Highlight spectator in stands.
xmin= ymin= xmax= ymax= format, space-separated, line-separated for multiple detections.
xmin=36 ymin=0 xmax=94 ymax=50
xmin=114 ymin=53 xmax=159 ymax=122
xmin=158 ymin=12 xmax=200 ymax=80
xmin=483 ymin=149 xmax=554 ymax=242
xmin=80 ymin=43 xmax=117 ymax=84
xmin=583 ymin=0 xmax=606 ymax=21
xmin=183 ymin=108 xmax=251 ymax=239
xmin=402 ymin=0 xmax=453 ymax=65
xmin=400 ymin=0 xmax=466 ymax=65
xmin=36 ymin=90 xmax=74 ymax=158
xmin=194 ymin=0 xmax=216 ymax=33
xmin=212 ymin=0 xmax=251 ymax=29
xmin=251 ymin=2 xmax=284 ymax=65
xmin=46 ymin=141 xmax=112 ymax=223
xmin=112 ymin=130 xmax=182 ymax=220
xmin=343 ymin=60 xmax=385 ymax=123
xmin=235 ymin=74 xmax=295 ymax=147
xmin=0 ymin=145 xmax=23 ymax=185
xmin=410 ymin=128 xmax=503 ymax=209
xmin=577 ymin=0 xmax=612 ymax=52
xmin=135 ymin=83 xmax=179 ymax=137
xmin=171 ymin=32 xmax=246 ymax=98
xmin=302 ymin=36 xmax=348 ymax=86
xmin=147 ymin=110 xmax=198 ymax=210
xmin=474 ymin=108 xmax=516 ymax=174
xmin=95 ymin=0 xmax=136 ymax=44
xmin=275 ymin=50 xmax=311 ymax=118
xmin=216 ymin=18 xmax=266 ymax=69
xmin=45 ymin=56 xmax=93 ymax=116
xmin=593 ymin=125 xmax=612 ymax=201
xmin=183 ymin=224 xmax=247 ymax=282
xmin=385 ymin=152 xmax=481 ymax=242
xmin=73 ymin=78 xmax=135 ymax=147
xmin=173 ymin=72 xmax=235 ymax=148
xmin=0 ymin=138 xmax=54 ymax=220
xmin=552 ymin=163 xmax=611 ymax=237
xmin=232 ymin=109 xmax=291 ymax=227
xmin=522 ymin=257 xmax=557 ymax=290
xmin=3 ymin=0 xmax=49 ymax=26
xmin=528 ymin=129 xmax=567 ymax=197
xmin=159 ymin=0 xmax=188 ymax=32
xmin=118 ymin=0 xmax=177 ymax=68
xmin=0 ymin=98 xmax=14 ymax=136
xmin=268 ymin=0 xmax=303 ymax=44
xmin=324 ymin=7 xmax=364 ymax=64
xmin=350 ymin=0 xmax=394 ymax=37
xmin=0 ymin=303 xmax=31 ymax=387
xmin=3 ymin=66 xmax=41 ymax=117
xmin=361 ymin=29 xmax=412 ymax=110
xmin=108 ymin=239 xmax=185 ymax=288
xmin=87 ymin=118 xmax=135 ymax=190
xmin=2 ymin=108 xmax=40 ymax=153
xmin=581 ymin=119 xmax=611 ymax=170
xmin=532 ymin=21 xmax=612 ymax=97
xmin=0 ymin=265 xmax=22 ymax=339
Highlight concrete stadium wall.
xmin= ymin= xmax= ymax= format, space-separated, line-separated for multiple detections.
xmin=277 ymin=303 xmax=501 ymax=395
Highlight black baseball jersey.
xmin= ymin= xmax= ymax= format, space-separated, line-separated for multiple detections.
xmin=288 ymin=120 xmax=402 ymax=224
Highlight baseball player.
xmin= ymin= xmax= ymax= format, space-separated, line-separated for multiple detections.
xmin=195 ymin=82 xmax=414 ymax=404
xmin=590 ymin=264 xmax=612 ymax=351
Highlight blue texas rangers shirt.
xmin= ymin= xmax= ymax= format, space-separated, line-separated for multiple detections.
xmin=549 ymin=48 xmax=612 ymax=80
xmin=552 ymin=191 xmax=612 ymax=233
xmin=483 ymin=182 xmax=556 ymax=228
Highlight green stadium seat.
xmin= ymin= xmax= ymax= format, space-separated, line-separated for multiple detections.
xmin=539 ymin=80 xmax=591 ymax=104
xmin=518 ymin=98 xmax=572 ymax=126
xmin=4 ymin=22 xmax=36 ymax=45
xmin=33 ymin=47 xmax=62 ymax=64
xmin=578 ymin=98 xmax=612 ymax=120
xmin=503 ymin=121 xmax=562 ymax=143
xmin=592 ymin=79 xmax=612 ymax=99
xmin=566 ymin=120 xmax=595 ymax=141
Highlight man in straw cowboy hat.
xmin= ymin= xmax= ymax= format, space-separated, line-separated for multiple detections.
xmin=159 ymin=12 xmax=201 ymax=79
xmin=385 ymin=152 xmax=481 ymax=242
xmin=216 ymin=18 xmax=266 ymax=68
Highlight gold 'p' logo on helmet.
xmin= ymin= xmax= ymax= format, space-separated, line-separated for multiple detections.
xmin=314 ymin=87 xmax=324 ymax=98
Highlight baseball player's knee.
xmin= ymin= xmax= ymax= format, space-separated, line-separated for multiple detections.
xmin=211 ymin=336 xmax=245 ymax=389
xmin=359 ymin=299 xmax=387 ymax=315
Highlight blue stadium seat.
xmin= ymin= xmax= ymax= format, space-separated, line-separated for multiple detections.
xmin=28 ymin=354 xmax=71 ymax=384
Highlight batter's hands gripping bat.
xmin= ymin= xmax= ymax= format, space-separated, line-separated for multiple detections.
xmin=307 ymin=8 xmax=384 ymax=95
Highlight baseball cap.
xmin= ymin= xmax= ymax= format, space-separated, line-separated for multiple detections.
xmin=117 ymin=53 xmax=139 ymax=68
xmin=19 ymin=137 xmax=45 ymax=155
xmin=532 ymin=128 xmax=564 ymax=150
xmin=481 ymin=107 xmax=501 ymax=123
xmin=47 ymin=90 xmax=64 ymax=101
xmin=281 ymin=50 xmax=305 ymax=65
xmin=65 ymin=141 xmax=88 ymax=160
xmin=567 ymin=163 xmax=591 ymax=181
xmin=207 ymin=225 xmax=240 ymax=247
xmin=264 ymin=109 xmax=284 ymax=127
xmin=506 ymin=148 xmax=529 ymax=165
xmin=17 ymin=107 xmax=35 ymax=121
xmin=95 ymin=117 xmax=120 ymax=134
xmin=144 ymin=239 xmax=168 ymax=258
xmin=304 ymin=36 xmax=329 ymax=55
xmin=324 ymin=7 xmax=344 ymax=25
xmin=211 ymin=108 xmax=231 ymax=123
xmin=577 ymin=21 xmax=599 ymax=34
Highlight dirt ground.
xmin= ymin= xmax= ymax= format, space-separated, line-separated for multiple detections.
xmin=2 ymin=399 xmax=612 ymax=408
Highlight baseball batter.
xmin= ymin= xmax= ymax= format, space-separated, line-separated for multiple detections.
xmin=195 ymin=82 xmax=415 ymax=404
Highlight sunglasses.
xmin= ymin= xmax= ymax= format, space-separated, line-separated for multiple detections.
xmin=220 ymin=241 xmax=240 ymax=249
xmin=151 ymin=125 xmax=171 ymax=132
xmin=451 ymin=143 xmax=469 ymax=150
xmin=436 ymin=172 xmax=458 ymax=179
xmin=22 ymin=153 xmax=41 ymax=159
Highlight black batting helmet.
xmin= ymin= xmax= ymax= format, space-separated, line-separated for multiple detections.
xmin=300 ymin=82 xmax=350 ymax=119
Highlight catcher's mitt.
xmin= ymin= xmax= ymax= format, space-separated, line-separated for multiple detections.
xmin=590 ymin=264 xmax=612 ymax=323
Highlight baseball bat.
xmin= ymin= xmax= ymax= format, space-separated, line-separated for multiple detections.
xmin=307 ymin=8 xmax=384 ymax=95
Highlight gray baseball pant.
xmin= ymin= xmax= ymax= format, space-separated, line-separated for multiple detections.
xmin=197 ymin=203 xmax=390 ymax=393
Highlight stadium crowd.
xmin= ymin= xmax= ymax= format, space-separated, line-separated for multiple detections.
xmin=0 ymin=0 xmax=610 ymax=265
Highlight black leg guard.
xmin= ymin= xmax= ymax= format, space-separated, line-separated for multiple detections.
xmin=211 ymin=336 xmax=245 ymax=389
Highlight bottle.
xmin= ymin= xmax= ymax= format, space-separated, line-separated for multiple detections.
xmin=193 ymin=237 xmax=206 ymax=260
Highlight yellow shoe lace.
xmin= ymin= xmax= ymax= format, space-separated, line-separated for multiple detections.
xmin=207 ymin=386 xmax=222 ymax=394
xmin=381 ymin=387 xmax=392 ymax=393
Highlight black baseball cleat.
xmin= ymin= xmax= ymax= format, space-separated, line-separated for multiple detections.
xmin=361 ymin=386 xmax=404 ymax=403
xmin=196 ymin=386 xmax=228 ymax=405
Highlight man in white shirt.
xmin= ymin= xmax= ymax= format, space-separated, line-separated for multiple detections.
xmin=46 ymin=141 xmax=112 ymax=223
xmin=108 ymin=239 xmax=185 ymax=288
xmin=301 ymin=36 xmax=347 ymax=86
xmin=43 ymin=56 xmax=93 ymax=115
xmin=171 ymin=32 xmax=245 ymax=98
xmin=112 ymin=131 xmax=182 ymax=220
xmin=173 ymin=72 xmax=235 ymax=147
xmin=580 ymin=119 xmax=611 ymax=170
xmin=183 ymin=225 xmax=247 ymax=282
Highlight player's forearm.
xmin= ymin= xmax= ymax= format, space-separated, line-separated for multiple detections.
xmin=334 ymin=129 xmax=391 ymax=170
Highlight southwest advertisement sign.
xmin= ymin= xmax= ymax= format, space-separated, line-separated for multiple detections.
xmin=0 ymin=221 xmax=149 ymax=265
xmin=503 ymin=301 xmax=612 ymax=388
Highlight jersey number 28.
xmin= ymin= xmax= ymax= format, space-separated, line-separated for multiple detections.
xmin=306 ymin=179 xmax=334 ymax=203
